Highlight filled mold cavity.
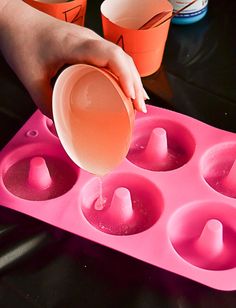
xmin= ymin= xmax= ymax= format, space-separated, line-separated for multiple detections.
xmin=168 ymin=201 xmax=236 ymax=270
xmin=127 ymin=118 xmax=195 ymax=171
xmin=80 ymin=173 xmax=163 ymax=235
xmin=2 ymin=143 xmax=78 ymax=201
xmin=202 ymin=143 xmax=236 ymax=198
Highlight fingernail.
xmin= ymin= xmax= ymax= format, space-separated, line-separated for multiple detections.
xmin=143 ymin=88 xmax=150 ymax=100
xmin=142 ymin=102 xmax=147 ymax=113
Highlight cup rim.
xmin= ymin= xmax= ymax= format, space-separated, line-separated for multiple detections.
xmin=52 ymin=64 xmax=135 ymax=175
xmin=101 ymin=0 xmax=173 ymax=32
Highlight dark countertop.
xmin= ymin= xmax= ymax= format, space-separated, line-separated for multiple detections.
xmin=0 ymin=0 xmax=236 ymax=307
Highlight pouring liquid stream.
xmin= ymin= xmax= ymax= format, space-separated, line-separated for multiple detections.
xmin=94 ymin=177 xmax=107 ymax=210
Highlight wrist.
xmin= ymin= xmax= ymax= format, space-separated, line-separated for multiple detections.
xmin=0 ymin=1 xmax=37 ymax=37
xmin=0 ymin=1 xmax=33 ymax=55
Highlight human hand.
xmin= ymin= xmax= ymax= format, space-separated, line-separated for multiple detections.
xmin=0 ymin=0 xmax=148 ymax=118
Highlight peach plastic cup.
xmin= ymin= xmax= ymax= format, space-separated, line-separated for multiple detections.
xmin=101 ymin=0 xmax=173 ymax=77
xmin=52 ymin=64 xmax=135 ymax=176
xmin=24 ymin=0 xmax=87 ymax=26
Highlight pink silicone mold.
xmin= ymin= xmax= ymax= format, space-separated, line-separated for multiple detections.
xmin=1 ymin=106 xmax=236 ymax=291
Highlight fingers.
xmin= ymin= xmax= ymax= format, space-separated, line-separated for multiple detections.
xmin=101 ymin=45 xmax=148 ymax=113
xmin=28 ymin=40 xmax=148 ymax=117
xmin=127 ymin=56 xmax=148 ymax=113
xmin=68 ymin=36 xmax=148 ymax=113
xmin=22 ymin=25 xmax=149 ymax=116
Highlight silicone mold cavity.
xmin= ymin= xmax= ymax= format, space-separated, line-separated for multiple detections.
xmin=202 ymin=143 xmax=236 ymax=198
xmin=127 ymin=117 xmax=195 ymax=171
xmin=2 ymin=143 xmax=78 ymax=201
xmin=169 ymin=201 xmax=236 ymax=270
xmin=80 ymin=173 xmax=163 ymax=235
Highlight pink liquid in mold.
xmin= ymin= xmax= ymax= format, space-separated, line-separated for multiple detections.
xmin=3 ymin=155 xmax=77 ymax=201
xmin=67 ymin=71 xmax=132 ymax=176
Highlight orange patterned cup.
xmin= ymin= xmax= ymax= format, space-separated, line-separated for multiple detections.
xmin=24 ymin=0 xmax=87 ymax=26
xmin=101 ymin=0 xmax=173 ymax=77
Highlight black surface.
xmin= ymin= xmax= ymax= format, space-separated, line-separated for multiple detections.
xmin=1 ymin=0 xmax=236 ymax=307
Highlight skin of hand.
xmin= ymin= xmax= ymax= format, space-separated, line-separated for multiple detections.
xmin=0 ymin=0 xmax=148 ymax=118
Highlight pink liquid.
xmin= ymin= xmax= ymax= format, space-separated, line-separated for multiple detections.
xmin=68 ymin=71 xmax=131 ymax=176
